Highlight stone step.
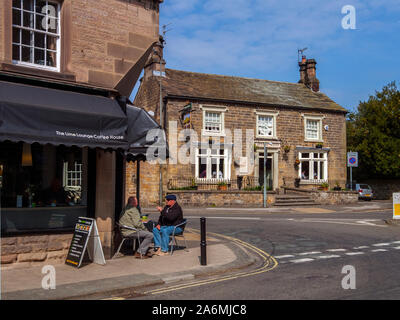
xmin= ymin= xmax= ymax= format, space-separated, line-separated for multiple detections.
xmin=275 ymin=199 xmax=315 ymax=204
xmin=275 ymin=195 xmax=313 ymax=200
xmin=273 ymin=202 xmax=319 ymax=207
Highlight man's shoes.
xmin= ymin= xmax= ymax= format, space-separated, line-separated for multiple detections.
xmin=134 ymin=252 xmax=151 ymax=259
xmin=154 ymin=250 xmax=169 ymax=256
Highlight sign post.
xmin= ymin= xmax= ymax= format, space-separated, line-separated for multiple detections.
xmin=347 ymin=151 xmax=358 ymax=190
xmin=393 ymin=193 xmax=400 ymax=220
xmin=65 ymin=217 xmax=106 ymax=268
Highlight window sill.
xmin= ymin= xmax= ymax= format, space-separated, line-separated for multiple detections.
xmin=0 ymin=62 xmax=76 ymax=82
xmin=300 ymin=179 xmax=328 ymax=185
xmin=304 ymin=139 xmax=324 ymax=143
xmin=255 ymin=136 xmax=278 ymax=140
xmin=201 ymin=130 xmax=226 ymax=137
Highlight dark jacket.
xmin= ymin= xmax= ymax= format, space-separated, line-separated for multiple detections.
xmin=157 ymin=202 xmax=184 ymax=227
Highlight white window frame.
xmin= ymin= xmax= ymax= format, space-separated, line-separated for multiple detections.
xmin=12 ymin=0 xmax=61 ymax=72
xmin=201 ymin=105 xmax=226 ymax=137
xmin=63 ymin=161 xmax=82 ymax=191
xmin=298 ymin=151 xmax=328 ymax=183
xmin=303 ymin=115 xmax=324 ymax=142
xmin=195 ymin=146 xmax=231 ymax=181
xmin=255 ymin=111 xmax=278 ymax=139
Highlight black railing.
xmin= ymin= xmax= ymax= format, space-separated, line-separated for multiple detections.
xmin=167 ymin=177 xmax=273 ymax=191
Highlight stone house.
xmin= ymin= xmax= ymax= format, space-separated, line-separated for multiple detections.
xmin=0 ymin=0 xmax=162 ymax=267
xmin=126 ymin=48 xmax=348 ymax=207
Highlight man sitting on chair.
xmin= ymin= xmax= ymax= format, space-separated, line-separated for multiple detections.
xmin=119 ymin=196 xmax=153 ymax=259
xmin=153 ymin=194 xmax=184 ymax=256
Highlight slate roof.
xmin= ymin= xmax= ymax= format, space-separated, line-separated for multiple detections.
xmin=158 ymin=68 xmax=347 ymax=113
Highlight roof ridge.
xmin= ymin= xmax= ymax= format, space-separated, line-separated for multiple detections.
xmin=165 ymin=68 xmax=304 ymax=87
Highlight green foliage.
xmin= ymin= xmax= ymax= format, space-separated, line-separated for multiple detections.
xmin=347 ymin=82 xmax=400 ymax=179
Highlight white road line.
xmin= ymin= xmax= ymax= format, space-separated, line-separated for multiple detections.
xmin=390 ymin=241 xmax=400 ymax=244
xmin=326 ymin=249 xmax=347 ymax=252
xmin=290 ymin=258 xmax=314 ymax=263
xmin=345 ymin=252 xmax=365 ymax=256
xmin=317 ymin=255 xmax=341 ymax=259
xmin=186 ymin=216 xmax=261 ymax=220
xmin=371 ymin=249 xmax=388 ymax=252
xmin=298 ymin=251 xmax=322 ymax=256
xmin=392 ymin=247 xmax=400 ymax=250
xmin=353 ymin=246 xmax=369 ymax=249
xmin=372 ymin=243 xmax=391 ymax=247
xmin=275 ymin=255 xmax=295 ymax=259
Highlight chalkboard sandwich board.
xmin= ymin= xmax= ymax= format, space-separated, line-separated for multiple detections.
xmin=65 ymin=217 xmax=106 ymax=268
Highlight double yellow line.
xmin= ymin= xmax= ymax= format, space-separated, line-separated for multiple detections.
xmin=143 ymin=230 xmax=278 ymax=296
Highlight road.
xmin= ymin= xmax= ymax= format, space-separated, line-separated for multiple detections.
xmin=131 ymin=206 xmax=400 ymax=300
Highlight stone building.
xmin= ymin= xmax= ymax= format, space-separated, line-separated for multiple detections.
xmin=0 ymin=0 xmax=163 ymax=267
xmin=126 ymin=49 xmax=348 ymax=207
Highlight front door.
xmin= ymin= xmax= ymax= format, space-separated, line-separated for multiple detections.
xmin=258 ymin=153 xmax=273 ymax=188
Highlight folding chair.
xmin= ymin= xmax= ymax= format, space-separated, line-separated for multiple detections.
xmin=112 ymin=222 xmax=142 ymax=259
xmin=170 ymin=219 xmax=188 ymax=255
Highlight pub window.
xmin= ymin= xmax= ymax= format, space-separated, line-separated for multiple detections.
xmin=303 ymin=116 xmax=323 ymax=142
xmin=201 ymin=106 xmax=226 ymax=136
xmin=196 ymin=146 xmax=230 ymax=180
xmin=299 ymin=152 xmax=328 ymax=182
xmin=12 ymin=0 xmax=61 ymax=71
xmin=0 ymin=142 xmax=89 ymax=234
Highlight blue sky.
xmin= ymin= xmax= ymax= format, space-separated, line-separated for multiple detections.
xmin=153 ymin=0 xmax=400 ymax=113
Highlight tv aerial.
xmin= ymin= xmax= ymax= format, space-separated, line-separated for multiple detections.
xmin=298 ymin=47 xmax=308 ymax=62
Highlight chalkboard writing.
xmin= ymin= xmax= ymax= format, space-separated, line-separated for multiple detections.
xmin=65 ymin=217 xmax=93 ymax=268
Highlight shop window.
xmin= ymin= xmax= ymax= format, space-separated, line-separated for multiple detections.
xmin=12 ymin=0 xmax=61 ymax=71
xmin=0 ymin=142 xmax=88 ymax=234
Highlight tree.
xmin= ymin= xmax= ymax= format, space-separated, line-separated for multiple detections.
xmin=347 ymin=82 xmax=400 ymax=179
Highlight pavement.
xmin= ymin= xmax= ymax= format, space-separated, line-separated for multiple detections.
xmin=0 ymin=229 xmax=258 ymax=300
xmin=0 ymin=200 xmax=394 ymax=300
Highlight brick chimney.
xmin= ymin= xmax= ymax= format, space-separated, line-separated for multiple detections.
xmin=298 ymin=57 xmax=320 ymax=92
xmin=143 ymin=35 xmax=166 ymax=80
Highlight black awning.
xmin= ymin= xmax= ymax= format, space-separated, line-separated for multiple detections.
xmin=125 ymin=104 xmax=169 ymax=161
xmin=0 ymin=80 xmax=128 ymax=149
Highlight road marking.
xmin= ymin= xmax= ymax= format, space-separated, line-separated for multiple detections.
xmin=392 ymin=247 xmax=400 ymax=250
xmin=186 ymin=216 xmax=261 ymax=220
xmin=372 ymin=243 xmax=391 ymax=247
xmin=391 ymin=241 xmax=400 ymax=244
xmin=326 ymin=249 xmax=347 ymax=252
xmin=275 ymin=255 xmax=295 ymax=259
xmin=290 ymin=258 xmax=314 ymax=263
xmin=353 ymin=246 xmax=369 ymax=249
xmin=143 ymin=230 xmax=278 ymax=296
xmin=298 ymin=251 xmax=322 ymax=256
xmin=345 ymin=252 xmax=365 ymax=256
xmin=317 ymin=255 xmax=341 ymax=259
xmin=371 ymin=249 xmax=388 ymax=252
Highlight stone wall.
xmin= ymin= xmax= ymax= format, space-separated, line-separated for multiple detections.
xmin=283 ymin=187 xmax=358 ymax=204
xmin=0 ymin=0 xmax=161 ymax=88
xmin=1 ymin=233 xmax=73 ymax=269
xmin=167 ymin=190 xmax=275 ymax=208
xmin=362 ymin=179 xmax=400 ymax=200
